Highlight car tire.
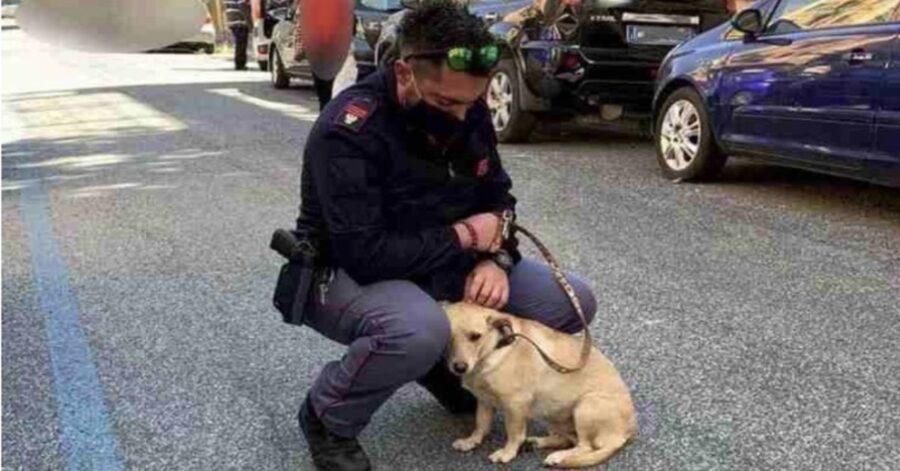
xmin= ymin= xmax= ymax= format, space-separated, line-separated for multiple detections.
xmin=270 ymin=47 xmax=290 ymax=89
xmin=655 ymin=87 xmax=727 ymax=182
xmin=203 ymin=44 xmax=215 ymax=54
xmin=487 ymin=59 xmax=536 ymax=143
xmin=259 ymin=60 xmax=269 ymax=72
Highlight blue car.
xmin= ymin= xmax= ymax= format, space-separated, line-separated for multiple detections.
xmin=652 ymin=0 xmax=900 ymax=187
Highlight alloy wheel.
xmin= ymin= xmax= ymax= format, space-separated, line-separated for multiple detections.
xmin=659 ymin=99 xmax=702 ymax=171
xmin=487 ymin=71 xmax=514 ymax=132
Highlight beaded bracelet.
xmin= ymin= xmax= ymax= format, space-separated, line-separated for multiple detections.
xmin=461 ymin=221 xmax=479 ymax=250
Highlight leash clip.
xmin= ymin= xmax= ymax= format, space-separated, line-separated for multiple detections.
xmin=499 ymin=209 xmax=514 ymax=241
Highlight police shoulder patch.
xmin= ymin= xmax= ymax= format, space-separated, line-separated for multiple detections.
xmin=335 ymin=96 xmax=378 ymax=132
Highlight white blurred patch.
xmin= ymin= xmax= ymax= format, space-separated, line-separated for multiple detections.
xmin=17 ymin=0 xmax=207 ymax=53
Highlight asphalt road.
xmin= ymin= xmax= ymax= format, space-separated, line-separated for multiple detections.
xmin=3 ymin=26 xmax=900 ymax=471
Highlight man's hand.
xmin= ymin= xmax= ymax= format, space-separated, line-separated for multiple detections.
xmin=454 ymin=213 xmax=503 ymax=253
xmin=465 ymin=260 xmax=509 ymax=309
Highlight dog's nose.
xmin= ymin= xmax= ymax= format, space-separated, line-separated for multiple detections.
xmin=452 ymin=361 xmax=468 ymax=375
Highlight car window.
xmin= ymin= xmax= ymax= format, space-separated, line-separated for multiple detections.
xmin=360 ymin=0 xmax=402 ymax=9
xmin=766 ymin=0 xmax=898 ymax=34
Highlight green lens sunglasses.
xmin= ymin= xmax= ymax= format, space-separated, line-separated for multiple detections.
xmin=404 ymin=45 xmax=500 ymax=73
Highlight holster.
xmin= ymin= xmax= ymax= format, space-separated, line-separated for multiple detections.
xmin=270 ymin=229 xmax=318 ymax=326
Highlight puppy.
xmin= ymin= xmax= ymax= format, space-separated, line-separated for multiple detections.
xmin=443 ymin=302 xmax=636 ymax=468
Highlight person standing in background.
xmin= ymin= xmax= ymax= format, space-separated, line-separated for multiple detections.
xmin=224 ymin=0 xmax=252 ymax=70
xmin=293 ymin=0 xmax=337 ymax=110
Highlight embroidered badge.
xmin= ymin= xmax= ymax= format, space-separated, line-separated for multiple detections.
xmin=475 ymin=158 xmax=490 ymax=177
xmin=335 ymin=98 xmax=377 ymax=132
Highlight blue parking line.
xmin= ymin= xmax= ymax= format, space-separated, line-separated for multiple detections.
xmin=19 ymin=183 xmax=124 ymax=471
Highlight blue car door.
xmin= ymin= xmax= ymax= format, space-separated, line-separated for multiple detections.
xmin=719 ymin=0 xmax=898 ymax=170
xmin=872 ymin=15 xmax=900 ymax=184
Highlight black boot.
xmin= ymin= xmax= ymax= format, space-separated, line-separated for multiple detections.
xmin=298 ymin=396 xmax=371 ymax=471
xmin=416 ymin=362 xmax=477 ymax=415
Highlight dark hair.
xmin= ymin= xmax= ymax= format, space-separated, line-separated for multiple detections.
xmin=398 ymin=0 xmax=495 ymax=75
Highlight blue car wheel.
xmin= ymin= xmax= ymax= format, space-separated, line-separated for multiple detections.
xmin=655 ymin=87 xmax=727 ymax=182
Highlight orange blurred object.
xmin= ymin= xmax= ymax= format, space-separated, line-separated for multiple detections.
xmin=301 ymin=0 xmax=354 ymax=80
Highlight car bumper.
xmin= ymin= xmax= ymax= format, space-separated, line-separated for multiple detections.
xmin=182 ymin=24 xmax=216 ymax=46
xmin=253 ymin=21 xmax=271 ymax=62
xmin=255 ymin=41 xmax=270 ymax=61
xmin=521 ymin=43 xmax=669 ymax=114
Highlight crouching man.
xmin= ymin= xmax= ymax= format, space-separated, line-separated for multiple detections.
xmin=291 ymin=2 xmax=596 ymax=469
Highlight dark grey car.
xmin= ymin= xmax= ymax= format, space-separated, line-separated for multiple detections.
xmin=376 ymin=0 xmax=734 ymax=142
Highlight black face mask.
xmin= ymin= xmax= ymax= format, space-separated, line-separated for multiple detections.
xmin=405 ymin=78 xmax=466 ymax=145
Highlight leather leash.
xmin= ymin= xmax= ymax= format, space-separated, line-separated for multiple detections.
xmin=497 ymin=217 xmax=593 ymax=374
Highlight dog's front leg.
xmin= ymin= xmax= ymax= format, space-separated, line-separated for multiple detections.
xmin=489 ymin=402 xmax=528 ymax=464
xmin=453 ymin=400 xmax=493 ymax=452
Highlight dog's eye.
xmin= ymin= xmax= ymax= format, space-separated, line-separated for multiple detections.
xmin=468 ymin=333 xmax=482 ymax=342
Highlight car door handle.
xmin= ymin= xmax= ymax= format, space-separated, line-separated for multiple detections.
xmin=844 ymin=49 xmax=874 ymax=64
xmin=758 ymin=37 xmax=793 ymax=46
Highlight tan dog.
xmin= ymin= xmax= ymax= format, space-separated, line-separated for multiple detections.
xmin=443 ymin=302 xmax=636 ymax=468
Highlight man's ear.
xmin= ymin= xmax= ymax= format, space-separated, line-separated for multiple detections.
xmin=394 ymin=59 xmax=413 ymax=86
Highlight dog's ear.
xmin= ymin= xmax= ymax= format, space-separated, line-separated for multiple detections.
xmin=489 ymin=317 xmax=513 ymax=335
xmin=487 ymin=316 xmax=515 ymax=348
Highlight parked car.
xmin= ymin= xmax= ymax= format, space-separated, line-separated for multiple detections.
xmin=352 ymin=0 xmax=405 ymax=79
xmin=252 ymin=0 xmax=292 ymax=71
xmin=375 ymin=0 xmax=733 ymax=142
xmin=269 ymin=0 xmax=401 ymax=87
xmin=653 ymin=0 xmax=900 ymax=187
xmin=154 ymin=14 xmax=216 ymax=54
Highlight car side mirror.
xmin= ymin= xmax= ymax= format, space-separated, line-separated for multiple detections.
xmin=732 ymin=9 xmax=763 ymax=37
xmin=400 ymin=0 xmax=420 ymax=9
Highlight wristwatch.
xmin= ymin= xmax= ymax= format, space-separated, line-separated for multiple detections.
xmin=491 ymin=250 xmax=515 ymax=274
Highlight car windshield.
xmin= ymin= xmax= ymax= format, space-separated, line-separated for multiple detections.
xmin=360 ymin=0 xmax=403 ymax=10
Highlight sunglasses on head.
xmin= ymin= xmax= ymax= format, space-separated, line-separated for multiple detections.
xmin=403 ymin=45 xmax=500 ymax=73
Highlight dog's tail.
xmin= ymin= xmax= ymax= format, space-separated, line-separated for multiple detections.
xmin=557 ymin=440 xmax=627 ymax=468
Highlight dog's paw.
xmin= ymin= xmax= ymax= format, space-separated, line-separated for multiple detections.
xmin=489 ymin=447 xmax=518 ymax=464
xmin=543 ymin=450 xmax=570 ymax=467
xmin=452 ymin=437 xmax=481 ymax=452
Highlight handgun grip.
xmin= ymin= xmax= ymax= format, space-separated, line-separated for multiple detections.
xmin=270 ymin=229 xmax=299 ymax=260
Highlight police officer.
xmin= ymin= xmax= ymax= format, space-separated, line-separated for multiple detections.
xmin=224 ymin=0 xmax=251 ymax=70
xmin=294 ymin=2 xmax=597 ymax=469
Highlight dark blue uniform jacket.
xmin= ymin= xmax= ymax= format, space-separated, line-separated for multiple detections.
xmin=296 ymin=68 xmax=519 ymax=301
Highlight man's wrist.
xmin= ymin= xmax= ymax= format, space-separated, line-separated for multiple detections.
xmin=453 ymin=223 xmax=473 ymax=249
xmin=490 ymin=250 xmax=515 ymax=274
